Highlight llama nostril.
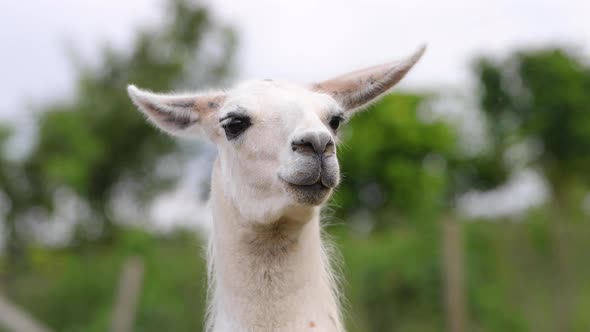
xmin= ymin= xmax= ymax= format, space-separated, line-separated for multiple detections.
xmin=324 ymin=141 xmax=335 ymax=155
xmin=291 ymin=141 xmax=315 ymax=154
xmin=292 ymin=131 xmax=333 ymax=155
xmin=291 ymin=137 xmax=334 ymax=155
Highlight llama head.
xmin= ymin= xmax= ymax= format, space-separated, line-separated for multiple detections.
xmin=128 ymin=46 xmax=425 ymax=221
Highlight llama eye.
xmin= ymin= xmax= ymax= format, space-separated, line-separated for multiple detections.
xmin=222 ymin=116 xmax=251 ymax=140
xmin=329 ymin=116 xmax=344 ymax=131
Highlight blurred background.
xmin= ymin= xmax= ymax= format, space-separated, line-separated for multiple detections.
xmin=1 ymin=0 xmax=590 ymax=331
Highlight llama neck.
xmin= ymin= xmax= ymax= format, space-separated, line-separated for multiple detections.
xmin=207 ymin=163 xmax=343 ymax=332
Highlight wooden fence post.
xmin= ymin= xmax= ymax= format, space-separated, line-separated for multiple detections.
xmin=0 ymin=294 xmax=53 ymax=332
xmin=441 ymin=218 xmax=467 ymax=332
xmin=111 ymin=256 xmax=145 ymax=332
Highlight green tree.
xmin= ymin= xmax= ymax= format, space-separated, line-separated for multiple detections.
xmin=332 ymin=93 xmax=458 ymax=330
xmin=0 ymin=0 xmax=236 ymax=267
xmin=334 ymin=93 xmax=457 ymax=229
xmin=472 ymin=47 xmax=590 ymax=332
xmin=475 ymin=48 xmax=590 ymax=198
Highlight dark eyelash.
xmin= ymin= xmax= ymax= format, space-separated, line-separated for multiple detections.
xmin=219 ymin=112 xmax=246 ymax=123
xmin=222 ymin=115 xmax=252 ymax=140
xmin=329 ymin=115 xmax=345 ymax=130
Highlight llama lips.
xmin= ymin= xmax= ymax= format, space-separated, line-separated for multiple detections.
xmin=278 ymin=170 xmax=337 ymax=189
xmin=282 ymin=179 xmax=331 ymax=205
xmin=278 ymin=155 xmax=340 ymax=189
xmin=285 ymin=180 xmax=328 ymax=191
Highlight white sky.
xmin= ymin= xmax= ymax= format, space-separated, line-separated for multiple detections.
xmin=2 ymin=0 xmax=589 ymax=120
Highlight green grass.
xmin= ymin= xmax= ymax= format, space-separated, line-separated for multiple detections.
xmin=2 ymin=213 xmax=589 ymax=332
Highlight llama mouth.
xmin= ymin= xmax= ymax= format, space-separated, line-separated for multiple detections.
xmin=286 ymin=181 xmax=329 ymax=191
xmin=278 ymin=174 xmax=330 ymax=191
xmin=280 ymin=178 xmax=331 ymax=205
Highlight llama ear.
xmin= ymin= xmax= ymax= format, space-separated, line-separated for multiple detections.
xmin=312 ymin=45 xmax=426 ymax=112
xmin=127 ymin=85 xmax=225 ymax=137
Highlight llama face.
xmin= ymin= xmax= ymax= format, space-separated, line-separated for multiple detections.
xmin=215 ymin=81 xmax=343 ymax=211
xmin=128 ymin=45 xmax=425 ymax=221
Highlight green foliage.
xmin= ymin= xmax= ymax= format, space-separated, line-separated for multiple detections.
xmin=463 ymin=210 xmax=590 ymax=332
xmin=0 ymin=0 xmax=236 ymax=259
xmin=338 ymin=226 xmax=443 ymax=332
xmin=475 ymin=48 xmax=590 ymax=186
xmin=334 ymin=94 xmax=457 ymax=229
xmin=29 ymin=0 xmax=234 ymax=215
xmin=5 ymin=215 xmax=590 ymax=332
xmin=3 ymin=230 xmax=206 ymax=332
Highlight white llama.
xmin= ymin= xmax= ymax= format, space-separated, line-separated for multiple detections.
xmin=128 ymin=45 xmax=425 ymax=332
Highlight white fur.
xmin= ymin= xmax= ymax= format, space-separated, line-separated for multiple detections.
xmin=127 ymin=45 xmax=425 ymax=332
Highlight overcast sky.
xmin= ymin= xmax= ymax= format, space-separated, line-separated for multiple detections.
xmin=2 ymin=0 xmax=589 ymax=121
